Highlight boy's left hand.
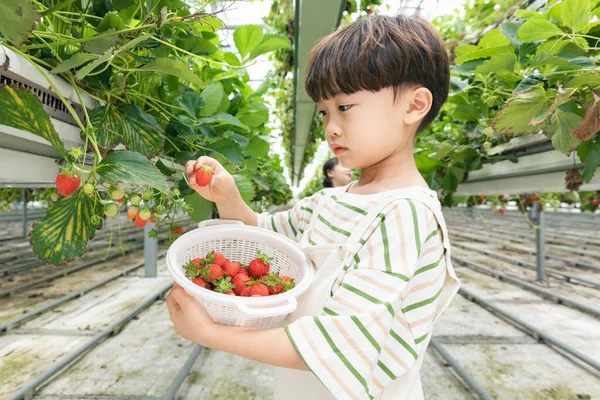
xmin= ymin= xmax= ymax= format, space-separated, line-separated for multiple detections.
xmin=166 ymin=283 xmax=219 ymax=347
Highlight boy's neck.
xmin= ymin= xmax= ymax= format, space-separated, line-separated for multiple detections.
xmin=352 ymin=142 xmax=428 ymax=194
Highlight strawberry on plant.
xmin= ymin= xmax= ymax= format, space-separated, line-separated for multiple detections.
xmin=142 ymin=190 xmax=153 ymax=201
xmin=139 ymin=208 xmax=151 ymax=221
xmin=128 ymin=206 xmax=139 ymax=220
xmin=232 ymin=273 xmax=252 ymax=295
xmin=109 ymin=185 xmax=124 ymax=201
xmin=83 ymin=183 xmax=95 ymax=195
xmin=192 ymin=277 xmax=208 ymax=288
xmin=499 ymin=209 xmax=505 ymax=215
xmin=104 ymin=203 xmax=118 ymax=218
xmin=249 ymin=250 xmax=272 ymax=279
xmin=148 ymin=212 xmax=157 ymax=223
xmin=249 ymin=283 xmax=269 ymax=297
xmin=202 ymin=263 xmax=224 ymax=283
xmin=213 ymin=276 xmax=236 ymax=294
xmin=50 ymin=192 xmax=59 ymax=202
xmin=170 ymin=223 xmax=183 ymax=235
xmin=195 ymin=165 xmax=214 ymax=187
xmin=262 ymin=272 xmax=283 ymax=295
xmin=130 ymin=195 xmax=141 ymax=206
xmin=135 ymin=215 xmax=148 ymax=228
xmin=55 ymin=170 xmax=80 ymax=197
xmin=206 ymin=251 xmax=227 ymax=267
xmin=222 ymin=261 xmax=241 ymax=278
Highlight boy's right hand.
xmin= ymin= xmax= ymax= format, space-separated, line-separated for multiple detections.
xmin=185 ymin=156 xmax=239 ymax=205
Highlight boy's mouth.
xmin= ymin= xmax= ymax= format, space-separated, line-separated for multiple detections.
xmin=330 ymin=144 xmax=348 ymax=155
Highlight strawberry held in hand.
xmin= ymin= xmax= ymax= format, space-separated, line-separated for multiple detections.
xmin=195 ymin=165 xmax=214 ymax=187
xmin=55 ymin=170 xmax=80 ymax=197
xmin=249 ymin=250 xmax=272 ymax=279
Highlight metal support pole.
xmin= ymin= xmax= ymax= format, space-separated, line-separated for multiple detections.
xmin=470 ymin=205 xmax=476 ymax=219
xmin=21 ymin=189 xmax=27 ymax=238
xmin=529 ymin=201 xmax=545 ymax=282
xmin=536 ymin=210 xmax=545 ymax=282
xmin=144 ymin=221 xmax=158 ymax=278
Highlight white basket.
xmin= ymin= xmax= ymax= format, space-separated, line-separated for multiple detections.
xmin=166 ymin=219 xmax=314 ymax=328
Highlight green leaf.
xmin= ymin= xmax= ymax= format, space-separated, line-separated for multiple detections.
xmin=82 ymin=29 xmax=119 ymax=54
xmin=454 ymin=46 xmax=514 ymax=64
xmin=249 ymin=34 xmax=291 ymax=60
xmin=184 ymin=192 xmax=214 ymax=222
xmin=238 ymin=111 xmax=266 ymax=128
xmin=96 ymin=150 xmax=169 ymax=192
xmin=51 ymin=53 xmax=98 ymax=74
xmin=500 ymin=22 xmax=521 ymax=47
xmin=176 ymin=36 xmax=218 ymax=55
xmin=566 ymin=73 xmax=600 ymax=89
xmin=233 ymin=25 xmax=264 ymax=61
xmin=479 ymin=29 xmax=511 ymax=48
xmin=228 ymin=133 xmax=249 ymax=148
xmin=492 ymin=86 xmax=554 ymax=136
xmin=177 ymin=92 xmax=204 ymax=119
xmin=474 ymin=53 xmax=516 ymax=74
xmin=115 ymin=33 xmax=153 ymax=55
xmin=89 ymin=104 xmax=164 ymax=157
xmin=415 ymin=153 xmax=443 ymax=174
xmin=207 ymin=139 xmax=244 ymax=166
xmin=514 ymin=74 xmax=545 ymax=93
xmin=452 ymin=104 xmax=481 ymax=121
xmin=436 ymin=143 xmax=454 ymax=158
xmin=30 ymin=189 xmax=103 ymax=265
xmin=560 ymin=0 xmax=592 ymax=33
xmin=440 ymin=170 xmax=458 ymax=192
xmin=140 ymin=58 xmax=203 ymax=87
xmin=551 ymin=108 xmax=583 ymax=155
xmin=0 ymin=85 xmax=69 ymax=161
xmin=517 ymin=20 xmax=565 ymax=42
xmin=243 ymin=136 xmax=270 ymax=158
xmin=76 ymin=49 xmax=113 ymax=80
xmin=577 ymin=140 xmax=600 ymax=182
xmin=0 ymin=0 xmax=40 ymax=45
xmin=223 ymin=52 xmax=241 ymax=66
xmin=233 ymin=174 xmax=255 ymax=203
xmin=198 ymin=113 xmax=249 ymax=131
xmin=200 ymin=84 xmax=224 ymax=116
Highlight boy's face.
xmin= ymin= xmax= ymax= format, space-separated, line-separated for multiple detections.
xmin=316 ymin=87 xmax=418 ymax=170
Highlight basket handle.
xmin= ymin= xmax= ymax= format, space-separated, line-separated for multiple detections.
xmin=198 ymin=219 xmax=245 ymax=229
xmin=235 ymin=296 xmax=298 ymax=318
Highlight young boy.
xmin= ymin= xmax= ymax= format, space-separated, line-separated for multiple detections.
xmin=167 ymin=14 xmax=459 ymax=400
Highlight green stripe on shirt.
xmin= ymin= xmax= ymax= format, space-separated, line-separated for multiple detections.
xmin=318 ymin=215 xmax=352 ymax=237
xmin=402 ymin=286 xmax=443 ymax=313
xmin=407 ymin=199 xmax=421 ymax=255
xmin=313 ymin=318 xmax=374 ymax=399
xmin=341 ymin=283 xmax=395 ymax=317
xmin=389 ymin=329 xmax=417 ymax=359
xmin=379 ymin=213 xmax=391 ymax=273
xmin=332 ymin=195 xmax=368 ymax=215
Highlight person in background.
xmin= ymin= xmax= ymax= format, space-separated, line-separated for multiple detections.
xmin=322 ymin=157 xmax=353 ymax=188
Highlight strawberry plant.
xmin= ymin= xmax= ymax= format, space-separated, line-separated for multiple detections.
xmin=0 ymin=0 xmax=292 ymax=264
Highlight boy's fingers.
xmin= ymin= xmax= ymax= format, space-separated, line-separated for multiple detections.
xmin=196 ymin=156 xmax=219 ymax=172
xmin=166 ymin=290 xmax=181 ymax=314
xmin=185 ymin=160 xmax=195 ymax=174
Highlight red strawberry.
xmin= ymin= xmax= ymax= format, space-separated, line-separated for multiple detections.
xmin=262 ymin=272 xmax=283 ymax=295
xmin=224 ymin=291 xmax=236 ymax=296
xmin=249 ymin=283 xmax=269 ymax=297
xmin=249 ymin=250 xmax=272 ymax=279
xmin=195 ymin=165 xmax=214 ymax=187
xmin=191 ymin=257 xmax=203 ymax=265
xmin=479 ymin=195 xmax=485 ymax=201
xmin=593 ymin=199 xmax=599 ymax=206
xmin=202 ymin=263 xmax=224 ymax=283
xmin=55 ymin=172 xmax=80 ymax=197
xmin=499 ymin=209 xmax=505 ymax=215
xmin=206 ymin=251 xmax=227 ymax=267
xmin=240 ymin=287 xmax=252 ymax=297
xmin=222 ymin=261 xmax=241 ymax=278
xmin=531 ymin=195 xmax=540 ymax=202
xmin=238 ymin=265 xmax=249 ymax=276
xmin=232 ymin=274 xmax=252 ymax=295
xmin=192 ymin=277 xmax=207 ymax=288
xmin=280 ymin=276 xmax=295 ymax=292
xmin=135 ymin=215 xmax=147 ymax=228
xmin=250 ymin=294 xmax=262 ymax=297
xmin=171 ymin=227 xmax=183 ymax=235
xmin=213 ymin=276 xmax=236 ymax=294
xmin=128 ymin=206 xmax=139 ymax=220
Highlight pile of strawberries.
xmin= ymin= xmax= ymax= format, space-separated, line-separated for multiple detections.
xmin=183 ymin=250 xmax=295 ymax=297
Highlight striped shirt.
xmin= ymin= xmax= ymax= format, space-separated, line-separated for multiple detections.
xmin=257 ymin=187 xmax=452 ymax=400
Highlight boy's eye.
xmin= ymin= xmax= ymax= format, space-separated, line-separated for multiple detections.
xmin=338 ymin=104 xmax=351 ymax=112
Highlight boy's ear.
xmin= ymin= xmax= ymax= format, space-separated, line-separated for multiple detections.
xmin=403 ymin=87 xmax=432 ymax=127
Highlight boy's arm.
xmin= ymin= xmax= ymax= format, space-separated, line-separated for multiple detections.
xmin=216 ymin=196 xmax=258 ymax=227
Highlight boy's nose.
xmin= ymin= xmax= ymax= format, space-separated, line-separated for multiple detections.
xmin=324 ymin=120 xmax=342 ymax=138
